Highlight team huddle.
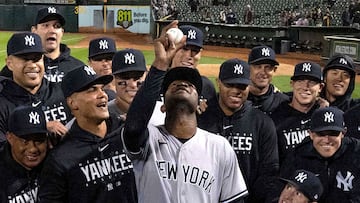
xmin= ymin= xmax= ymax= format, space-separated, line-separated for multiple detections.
xmin=0 ymin=5 xmax=360 ymax=203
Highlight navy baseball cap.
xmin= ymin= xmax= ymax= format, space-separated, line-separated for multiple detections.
xmin=88 ymin=37 xmax=117 ymax=58
xmin=179 ymin=25 xmax=204 ymax=48
xmin=324 ymin=54 xmax=356 ymax=76
xmin=310 ymin=107 xmax=345 ymax=132
xmin=7 ymin=32 xmax=44 ymax=56
xmin=8 ymin=105 xmax=47 ymax=138
xmin=248 ymin=45 xmax=279 ymax=66
xmin=280 ymin=170 xmax=323 ymax=201
xmin=162 ymin=67 xmax=202 ymax=95
xmin=35 ymin=6 xmax=65 ymax=26
xmin=219 ymin=58 xmax=251 ymax=85
xmin=291 ymin=62 xmax=323 ymax=82
xmin=112 ymin=49 xmax=147 ymax=75
xmin=61 ymin=65 xmax=114 ymax=98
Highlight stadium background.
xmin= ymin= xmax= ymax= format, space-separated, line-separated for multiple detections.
xmin=0 ymin=0 xmax=359 ymax=96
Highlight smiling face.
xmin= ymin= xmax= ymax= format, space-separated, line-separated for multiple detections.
xmin=290 ymin=78 xmax=323 ymax=111
xmin=324 ymin=68 xmax=351 ymax=102
xmin=217 ymin=79 xmax=249 ymax=116
xmin=7 ymin=133 xmax=47 ymax=170
xmin=6 ymin=53 xmax=44 ymax=94
xmin=114 ymin=71 xmax=146 ymax=112
xmin=68 ymin=84 xmax=109 ymax=123
xmin=249 ymin=63 xmax=276 ymax=92
xmin=278 ymin=183 xmax=311 ymax=203
xmin=310 ymin=130 xmax=343 ymax=158
xmin=32 ymin=19 xmax=64 ymax=55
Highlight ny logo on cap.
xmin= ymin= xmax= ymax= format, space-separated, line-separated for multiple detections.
xmin=295 ymin=172 xmax=308 ymax=183
xmin=48 ymin=7 xmax=57 ymax=14
xmin=83 ymin=65 xmax=96 ymax=75
xmin=124 ymin=53 xmax=135 ymax=64
xmin=324 ymin=111 xmax=335 ymax=123
xmin=339 ymin=58 xmax=348 ymax=65
xmin=99 ymin=40 xmax=109 ymax=50
xmin=302 ymin=63 xmax=312 ymax=72
xmin=187 ymin=29 xmax=197 ymax=40
xmin=233 ymin=64 xmax=243 ymax=75
xmin=261 ymin=47 xmax=270 ymax=57
xmin=24 ymin=35 xmax=35 ymax=47
xmin=29 ymin=111 xmax=41 ymax=125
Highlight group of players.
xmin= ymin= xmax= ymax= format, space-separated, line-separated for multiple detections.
xmin=0 ymin=5 xmax=360 ymax=203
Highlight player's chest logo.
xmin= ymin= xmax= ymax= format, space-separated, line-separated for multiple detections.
xmin=156 ymin=160 xmax=215 ymax=193
xmin=7 ymin=185 xmax=38 ymax=203
xmin=336 ymin=171 xmax=355 ymax=192
xmin=225 ymin=133 xmax=253 ymax=153
xmin=282 ymin=129 xmax=309 ymax=149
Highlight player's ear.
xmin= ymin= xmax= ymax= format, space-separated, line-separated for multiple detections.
xmin=6 ymin=132 xmax=15 ymax=147
xmin=160 ymin=104 xmax=166 ymax=113
xmin=67 ymin=96 xmax=79 ymax=111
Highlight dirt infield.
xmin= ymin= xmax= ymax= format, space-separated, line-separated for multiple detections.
xmin=73 ymin=31 xmax=323 ymax=77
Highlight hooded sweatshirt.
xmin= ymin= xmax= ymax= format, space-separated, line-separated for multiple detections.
xmin=0 ymin=77 xmax=72 ymax=145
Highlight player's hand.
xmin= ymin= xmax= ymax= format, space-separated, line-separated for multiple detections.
xmin=197 ymin=98 xmax=208 ymax=114
xmin=317 ymin=97 xmax=329 ymax=108
xmin=152 ymin=20 xmax=186 ymax=71
xmin=46 ymin=120 xmax=68 ymax=137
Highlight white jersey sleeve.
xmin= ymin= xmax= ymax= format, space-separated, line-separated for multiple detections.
xmin=123 ymin=125 xmax=248 ymax=203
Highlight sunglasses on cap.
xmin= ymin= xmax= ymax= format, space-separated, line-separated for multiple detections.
xmin=316 ymin=130 xmax=341 ymax=137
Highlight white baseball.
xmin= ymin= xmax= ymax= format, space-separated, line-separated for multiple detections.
xmin=166 ymin=28 xmax=184 ymax=43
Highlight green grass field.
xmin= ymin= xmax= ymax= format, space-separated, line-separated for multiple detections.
xmin=0 ymin=31 xmax=359 ymax=98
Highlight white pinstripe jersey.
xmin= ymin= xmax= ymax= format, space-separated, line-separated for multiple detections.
xmin=122 ymin=125 xmax=248 ymax=203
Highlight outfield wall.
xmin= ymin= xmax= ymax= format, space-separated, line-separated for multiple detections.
xmin=0 ymin=5 xmax=79 ymax=32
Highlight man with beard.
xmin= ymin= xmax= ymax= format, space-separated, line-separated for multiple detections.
xmin=198 ymin=58 xmax=279 ymax=203
xmin=0 ymin=32 xmax=71 ymax=147
xmin=122 ymin=20 xmax=248 ymax=202
xmin=149 ymin=25 xmax=216 ymax=125
xmin=247 ymin=45 xmax=289 ymax=115
xmin=271 ymin=62 xmax=325 ymax=163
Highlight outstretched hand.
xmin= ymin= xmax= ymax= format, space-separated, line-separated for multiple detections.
xmin=152 ymin=20 xmax=186 ymax=71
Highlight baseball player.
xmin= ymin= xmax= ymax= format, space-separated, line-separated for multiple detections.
xmin=0 ymin=105 xmax=48 ymax=202
xmin=88 ymin=37 xmax=117 ymax=100
xmin=0 ymin=32 xmax=71 ymax=147
xmin=320 ymin=54 xmax=360 ymax=111
xmin=122 ymin=20 xmax=248 ymax=202
xmin=247 ymin=45 xmax=289 ymax=115
xmin=0 ymin=6 xmax=84 ymax=81
xmin=198 ymin=58 xmax=279 ymax=203
xmin=274 ymin=170 xmax=323 ymax=203
xmin=148 ymin=24 xmax=216 ymax=125
xmin=108 ymin=48 xmax=147 ymax=120
xmin=271 ymin=61 xmax=325 ymax=163
xmin=38 ymin=65 xmax=137 ymax=202
xmin=280 ymin=106 xmax=360 ymax=202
